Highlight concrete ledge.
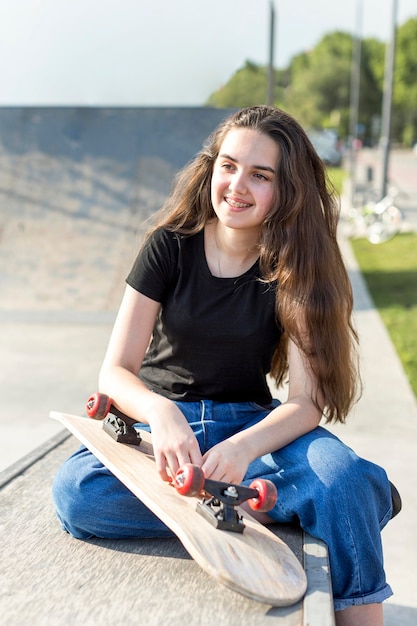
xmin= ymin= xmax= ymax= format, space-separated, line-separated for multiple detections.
xmin=0 ymin=428 xmax=70 ymax=489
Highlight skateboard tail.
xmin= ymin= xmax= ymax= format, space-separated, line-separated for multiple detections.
xmin=192 ymin=532 xmax=307 ymax=606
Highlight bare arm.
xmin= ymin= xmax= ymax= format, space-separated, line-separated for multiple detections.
xmin=201 ymin=339 xmax=323 ymax=483
xmin=99 ymin=285 xmax=203 ymax=480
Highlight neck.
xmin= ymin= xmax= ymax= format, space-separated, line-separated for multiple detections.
xmin=213 ymin=220 xmax=260 ymax=257
xmin=211 ymin=219 xmax=260 ymax=278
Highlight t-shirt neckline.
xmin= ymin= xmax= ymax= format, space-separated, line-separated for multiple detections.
xmin=199 ymin=228 xmax=260 ymax=282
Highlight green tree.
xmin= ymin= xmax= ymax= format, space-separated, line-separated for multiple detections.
xmin=285 ymin=32 xmax=352 ymax=134
xmin=285 ymin=32 xmax=385 ymax=141
xmin=206 ymin=60 xmax=269 ymax=108
xmin=206 ymin=18 xmax=417 ymax=145
xmin=206 ymin=60 xmax=289 ymax=109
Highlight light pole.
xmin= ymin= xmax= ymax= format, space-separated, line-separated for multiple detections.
xmin=266 ymin=1 xmax=276 ymax=105
xmin=380 ymin=0 xmax=398 ymax=198
xmin=349 ymin=0 xmax=363 ymax=206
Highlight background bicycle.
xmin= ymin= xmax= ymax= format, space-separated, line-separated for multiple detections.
xmin=342 ymin=184 xmax=403 ymax=244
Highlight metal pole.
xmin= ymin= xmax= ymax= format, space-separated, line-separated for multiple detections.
xmin=380 ymin=0 xmax=398 ymax=198
xmin=349 ymin=0 xmax=362 ymax=207
xmin=267 ymin=1 xmax=275 ymax=105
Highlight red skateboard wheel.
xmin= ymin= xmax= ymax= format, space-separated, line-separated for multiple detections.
xmin=174 ymin=463 xmax=205 ymax=497
xmin=86 ymin=392 xmax=112 ymax=420
xmin=248 ymin=479 xmax=277 ymax=512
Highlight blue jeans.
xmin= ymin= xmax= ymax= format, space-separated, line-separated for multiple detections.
xmin=52 ymin=400 xmax=393 ymax=611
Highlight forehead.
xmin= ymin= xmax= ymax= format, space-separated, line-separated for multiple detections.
xmin=218 ymin=128 xmax=279 ymax=166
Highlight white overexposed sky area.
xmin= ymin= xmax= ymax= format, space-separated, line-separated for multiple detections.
xmin=0 ymin=0 xmax=415 ymax=106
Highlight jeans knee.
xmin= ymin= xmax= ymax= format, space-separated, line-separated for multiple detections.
xmin=51 ymin=457 xmax=95 ymax=539
xmin=51 ymin=446 xmax=117 ymax=538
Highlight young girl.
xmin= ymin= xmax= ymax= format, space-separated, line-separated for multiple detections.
xmin=53 ymin=106 xmax=396 ymax=625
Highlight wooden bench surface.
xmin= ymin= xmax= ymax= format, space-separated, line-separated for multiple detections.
xmin=0 ymin=433 xmax=334 ymax=626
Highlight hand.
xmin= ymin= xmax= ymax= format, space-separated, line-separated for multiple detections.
xmin=201 ymin=439 xmax=250 ymax=485
xmin=148 ymin=403 xmax=203 ymax=483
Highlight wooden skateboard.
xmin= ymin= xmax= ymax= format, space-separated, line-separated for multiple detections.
xmin=50 ymin=396 xmax=307 ymax=606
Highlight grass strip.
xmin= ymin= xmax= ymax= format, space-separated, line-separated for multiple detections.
xmin=351 ymin=233 xmax=417 ymax=398
xmin=327 ymin=167 xmax=345 ymax=195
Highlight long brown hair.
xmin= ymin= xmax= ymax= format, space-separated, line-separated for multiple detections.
xmin=147 ymin=105 xmax=360 ymax=423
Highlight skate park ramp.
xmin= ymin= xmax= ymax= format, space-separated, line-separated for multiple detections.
xmin=0 ymin=107 xmax=236 ymax=315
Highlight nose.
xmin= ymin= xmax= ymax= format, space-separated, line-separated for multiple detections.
xmin=229 ymin=170 xmax=247 ymax=194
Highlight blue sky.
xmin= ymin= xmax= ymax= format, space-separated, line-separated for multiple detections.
xmin=0 ymin=0 xmax=415 ymax=106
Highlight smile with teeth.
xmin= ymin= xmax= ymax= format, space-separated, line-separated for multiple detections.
xmin=225 ymin=197 xmax=252 ymax=208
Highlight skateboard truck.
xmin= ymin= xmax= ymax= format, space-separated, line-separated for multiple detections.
xmin=196 ymin=481 xmax=261 ymax=533
xmin=86 ymin=393 xmax=142 ymax=446
xmin=102 ymin=413 xmax=142 ymax=446
xmin=175 ymin=465 xmax=277 ymax=534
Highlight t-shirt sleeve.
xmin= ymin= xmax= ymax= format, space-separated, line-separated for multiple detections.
xmin=126 ymin=229 xmax=179 ymax=303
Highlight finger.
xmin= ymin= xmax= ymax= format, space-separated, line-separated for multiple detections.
xmin=202 ymin=452 xmax=239 ymax=483
xmin=164 ymin=452 xmax=182 ymax=481
xmin=189 ymin=446 xmax=204 ymax=469
xmin=154 ymin=451 xmax=171 ymax=483
xmin=174 ymin=439 xmax=203 ymax=471
xmin=201 ymin=456 xmax=220 ymax=481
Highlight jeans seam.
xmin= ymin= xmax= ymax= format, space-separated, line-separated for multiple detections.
xmin=344 ymin=510 xmax=362 ymax=597
xmin=379 ymin=502 xmax=392 ymax=529
xmin=200 ymin=400 xmax=208 ymax=453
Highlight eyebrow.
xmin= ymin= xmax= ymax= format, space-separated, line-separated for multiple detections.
xmin=219 ymin=153 xmax=276 ymax=175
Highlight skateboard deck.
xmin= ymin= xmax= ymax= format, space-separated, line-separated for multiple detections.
xmin=50 ymin=410 xmax=307 ymax=606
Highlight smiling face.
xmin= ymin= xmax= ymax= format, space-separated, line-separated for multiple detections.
xmin=210 ymin=128 xmax=279 ymax=234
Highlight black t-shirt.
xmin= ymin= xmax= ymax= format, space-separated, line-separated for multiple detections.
xmin=126 ymin=229 xmax=282 ymax=404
